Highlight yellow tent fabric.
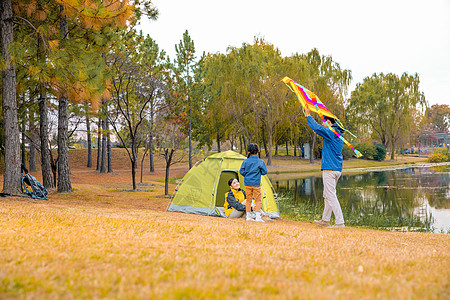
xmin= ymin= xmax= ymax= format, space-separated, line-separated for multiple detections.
xmin=167 ymin=150 xmax=280 ymax=218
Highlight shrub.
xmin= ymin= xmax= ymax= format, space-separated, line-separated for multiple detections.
xmin=373 ymin=143 xmax=387 ymax=161
xmin=428 ymin=148 xmax=450 ymax=163
xmin=342 ymin=142 xmax=385 ymax=160
xmin=355 ymin=142 xmax=377 ymax=160
xmin=342 ymin=146 xmax=355 ymax=160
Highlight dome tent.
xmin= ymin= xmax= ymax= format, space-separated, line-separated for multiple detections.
xmin=167 ymin=150 xmax=280 ymax=218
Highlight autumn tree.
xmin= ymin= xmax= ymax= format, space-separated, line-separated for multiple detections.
xmin=286 ymin=49 xmax=352 ymax=163
xmin=9 ymin=0 xmax=147 ymax=192
xmin=105 ymin=29 xmax=165 ymax=190
xmin=348 ymin=72 xmax=426 ymax=159
xmin=193 ymin=53 xmax=233 ymax=152
xmin=426 ymin=104 xmax=450 ymax=133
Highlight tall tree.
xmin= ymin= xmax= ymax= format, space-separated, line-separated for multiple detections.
xmin=56 ymin=4 xmax=71 ymax=192
xmin=426 ymin=104 xmax=450 ymax=133
xmin=137 ymin=34 xmax=169 ymax=174
xmin=84 ymin=103 xmax=92 ymax=167
xmin=1 ymin=0 xmax=21 ymax=194
xmin=175 ymin=30 xmax=196 ymax=169
xmin=106 ymin=29 xmax=164 ymax=190
xmin=348 ymin=72 xmax=425 ymax=159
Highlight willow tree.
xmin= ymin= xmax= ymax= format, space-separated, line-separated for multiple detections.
xmin=348 ymin=72 xmax=425 ymax=159
xmin=202 ymin=48 xmax=257 ymax=148
xmin=287 ymin=48 xmax=352 ymax=163
xmin=195 ymin=53 xmax=236 ymax=151
xmin=244 ymin=38 xmax=298 ymax=165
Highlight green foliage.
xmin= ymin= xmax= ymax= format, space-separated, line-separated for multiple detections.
xmin=425 ymin=104 xmax=450 ymax=133
xmin=427 ymin=148 xmax=450 ymax=163
xmin=342 ymin=145 xmax=355 ymax=160
xmin=355 ymin=142 xmax=377 ymax=160
xmin=347 ymin=72 xmax=426 ymax=160
xmin=348 ymin=142 xmax=386 ymax=161
xmin=373 ymin=143 xmax=387 ymax=161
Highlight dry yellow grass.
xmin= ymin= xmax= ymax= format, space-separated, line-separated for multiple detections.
xmin=1 ymin=200 xmax=448 ymax=299
xmin=0 ymin=149 xmax=448 ymax=299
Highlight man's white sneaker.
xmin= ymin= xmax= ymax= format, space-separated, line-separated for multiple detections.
xmin=313 ymin=219 xmax=330 ymax=227
xmin=328 ymin=223 xmax=345 ymax=229
xmin=246 ymin=216 xmax=255 ymax=221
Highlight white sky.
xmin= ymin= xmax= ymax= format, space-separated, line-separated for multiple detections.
xmin=138 ymin=0 xmax=450 ymax=107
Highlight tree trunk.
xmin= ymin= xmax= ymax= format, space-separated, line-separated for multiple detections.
xmin=96 ymin=118 xmax=101 ymax=171
xmin=86 ymin=113 xmax=92 ymax=167
xmin=285 ymin=140 xmax=289 ymax=156
xmin=21 ymin=119 xmax=26 ymax=167
xmin=275 ymin=143 xmax=278 ymax=156
xmin=216 ymin=132 xmax=221 ymax=152
xmin=140 ymin=144 xmax=148 ymax=183
xmin=131 ymin=142 xmax=137 ymax=190
xmin=293 ymin=134 xmax=297 ymax=157
xmin=239 ymin=135 xmax=243 ymax=154
xmin=106 ymin=115 xmax=112 ymax=173
xmin=188 ymin=96 xmax=192 ymax=169
xmin=390 ymin=139 xmax=396 ymax=160
xmin=149 ymin=132 xmax=154 ymax=173
xmin=1 ymin=0 xmax=21 ymax=194
xmin=309 ymin=134 xmax=316 ymax=164
xmin=261 ymin=125 xmax=268 ymax=158
xmin=163 ymin=148 xmax=174 ymax=195
xmin=56 ymin=4 xmax=71 ymax=193
xmin=267 ymin=129 xmax=273 ymax=166
xmin=299 ymin=137 xmax=303 ymax=158
xmin=100 ymin=118 xmax=107 ymax=173
xmin=50 ymin=149 xmax=57 ymax=188
xmin=149 ymin=110 xmax=155 ymax=173
xmin=57 ymin=96 xmax=71 ymax=192
xmin=131 ymin=159 xmax=137 ymax=190
xmin=28 ymin=113 xmax=36 ymax=172
xmin=39 ymin=94 xmax=54 ymax=188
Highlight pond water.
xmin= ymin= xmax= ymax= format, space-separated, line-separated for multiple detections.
xmin=271 ymin=165 xmax=450 ymax=233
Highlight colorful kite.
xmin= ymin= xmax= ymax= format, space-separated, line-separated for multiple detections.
xmin=282 ymin=76 xmax=362 ymax=158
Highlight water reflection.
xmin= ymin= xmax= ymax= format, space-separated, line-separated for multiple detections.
xmin=273 ymin=165 xmax=450 ymax=233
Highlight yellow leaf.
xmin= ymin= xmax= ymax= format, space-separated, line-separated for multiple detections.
xmin=48 ymin=40 xmax=59 ymax=50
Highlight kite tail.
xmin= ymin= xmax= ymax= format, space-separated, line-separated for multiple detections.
xmin=336 ymin=120 xmax=358 ymax=139
xmin=315 ymin=106 xmax=363 ymax=158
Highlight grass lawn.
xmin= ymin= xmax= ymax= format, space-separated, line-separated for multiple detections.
xmin=0 ymin=149 xmax=448 ymax=299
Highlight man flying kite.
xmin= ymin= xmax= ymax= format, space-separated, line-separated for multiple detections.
xmin=282 ymin=76 xmax=362 ymax=228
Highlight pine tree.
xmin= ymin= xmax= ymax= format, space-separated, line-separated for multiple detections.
xmin=1 ymin=0 xmax=21 ymax=194
xmin=174 ymin=30 xmax=196 ymax=169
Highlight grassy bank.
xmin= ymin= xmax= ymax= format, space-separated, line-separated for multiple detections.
xmin=0 ymin=200 xmax=448 ymax=299
xmin=0 ymin=149 xmax=448 ymax=298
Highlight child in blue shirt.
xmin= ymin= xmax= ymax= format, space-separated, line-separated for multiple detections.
xmin=239 ymin=143 xmax=268 ymax=222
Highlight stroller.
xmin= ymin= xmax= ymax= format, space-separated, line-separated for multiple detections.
xmin=21 ymin=164 xmax=48 ymax=200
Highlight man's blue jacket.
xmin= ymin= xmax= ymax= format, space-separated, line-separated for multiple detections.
xmin=307 ymin=116 xmax=344 ymax=172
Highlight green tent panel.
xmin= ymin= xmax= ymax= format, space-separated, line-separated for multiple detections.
xmin=168 ymin=150 xmax=280 ymax=218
